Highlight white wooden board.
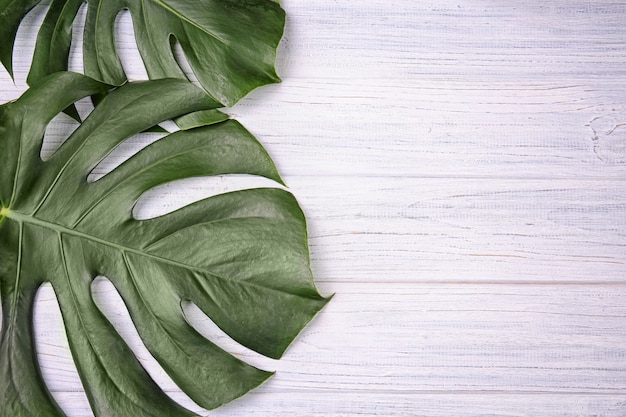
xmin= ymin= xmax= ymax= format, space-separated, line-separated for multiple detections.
xmin=1 ymin=1 xmax=625 ymax=416
xmin=31 ymin=283 xmax=626 ymax=416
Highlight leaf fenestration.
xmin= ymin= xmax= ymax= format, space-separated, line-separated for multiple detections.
xmin=0 ymin=72 xmax=329 ymax=416
xmin=0 ymin=0 xmax=286 ymax=106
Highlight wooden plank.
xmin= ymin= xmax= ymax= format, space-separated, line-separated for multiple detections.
xmin=276 ymin=0 xmax=626 ymax=81
xmin=5 ymin=1 xmax=625 ymax=83
xmin=232 ymin=78 xmax=626 ymax=178
xmin=126 ymin=176 xmax=626 ymax=283
xmin=6 ymin=2 xmax=624 ymax=84
xmin=28 ymin=282 xmax=626 ymax=416
xmin=49 ymin=391 xmax=626 ymax=417
xmin=298 ymin=177 xmax=626 ymax=283
xmin=29 ymin=76 xmax=626 ymax=179
xmin=3 ymin=5 xmax=625 ymax=179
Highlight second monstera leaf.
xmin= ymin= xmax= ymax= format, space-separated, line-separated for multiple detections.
xmin=0 ymin=0 xmax=285 ymax=107
xmin=0 ymin=72 xmax=328 ymax=416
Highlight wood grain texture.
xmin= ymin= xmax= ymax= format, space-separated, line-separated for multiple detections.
xmin=1 ymin=0 xmax=625 ymax=416
xmin=32 ymin=283 xmax=626 ymax=415
xmin=126 ymin=176 xmax=626 ymax=283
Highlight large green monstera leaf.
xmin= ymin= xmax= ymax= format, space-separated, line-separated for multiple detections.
xmin=0 ymin=0 xmax=285 ymax=107
xmin=0 ymin=72 xmax=328 ymax=416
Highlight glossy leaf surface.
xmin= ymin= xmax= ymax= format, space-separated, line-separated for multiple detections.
xmin=0 ymin=0 xmax=285 ymax=106
xmin=0 ymin=72 xmax=328 ymax=416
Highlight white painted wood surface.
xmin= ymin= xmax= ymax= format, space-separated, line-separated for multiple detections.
xmin=2 ymin=1 xmax=625 ymax=416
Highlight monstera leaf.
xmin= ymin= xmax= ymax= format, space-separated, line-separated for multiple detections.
xmin=0 ymin=0 xmax=285 ymax=107
xmin=0 ymin=72 xmax=328 ymax=416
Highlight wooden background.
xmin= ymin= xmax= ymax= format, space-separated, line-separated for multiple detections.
xmin=1 ymin=1 xmax=625 ymax=416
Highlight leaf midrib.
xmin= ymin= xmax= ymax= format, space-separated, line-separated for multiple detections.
xmin=4 ymin=209 xmax=302 ymax=298
xmin=5 ymin=208 xmax=228 ymax=280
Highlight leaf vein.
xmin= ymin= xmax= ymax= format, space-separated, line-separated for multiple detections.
xmin=49 ymin=0 xmax=80 ymax=59
xmin=152 ymin=0 xmax=228 ymax=45
xmin=57 ymin=231 xmax=151 ymax=411
xmin=72 ymin=140 xmax=216 ymax=229
xmin=31 ymin=88 xmax=162 ymax=216
xmin=8 ymin=120 xmax=24 ymax=209
xmin=143 ymin=215 xmax=264 ymax=251
xmin=122 ymin=251 xmax=192 ymax=358
xmin=9 ymin=221 xmax=24 ymax=328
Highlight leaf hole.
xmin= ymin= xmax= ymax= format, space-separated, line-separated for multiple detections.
xmin=133 ymin=174 xmax=286 ymax=220
xmin=115 ymin=10 xmax=148 ymax=81
xmin=90 ymin=276 xmax=205 ymax=413
xmin=181 ymin=300 xmax=278 ymax=372
xmin=40 ymin=113 xmax=80 ymax=161
xmin=87 ymin=130 xmax=168 ymax=182
xmin=40 ymin=94 xmax=95 ymax=161
xmin=0 ymin=4 xmax=48 ymax=98
xmin=74 ymin=96 xmax=96 ymax=121
xmin=158 ymin=120 xmax=179 ymax=132
xmin=67 ymin=3 xmax=88 ymax=74
xmin=170 ymin=36 xmax=198 ymax=84
xmin=34 ymin=283 xmax=93 ymax=417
